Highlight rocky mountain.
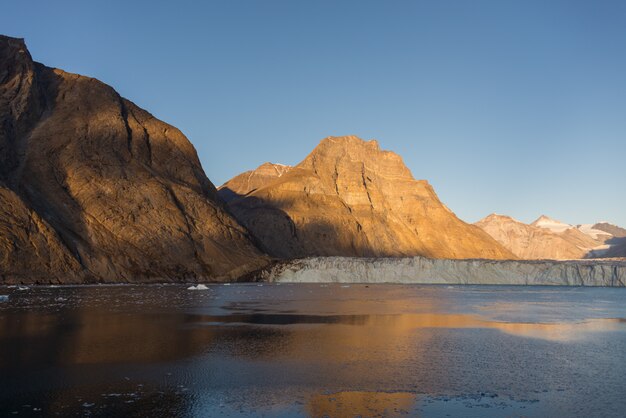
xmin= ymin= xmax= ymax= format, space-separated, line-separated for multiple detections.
xmin=587 ymin=222 xmax=626 ymax=258
xmin=0 ymin=35 xmax=268 ymax=284
xmin=220 ymin=162 xmax=291 ymax=202
xmin=592 ymin=222 xmax=626 ymax=238
xmin=476 ymin=214 xmax=626 ymax=259
xmin=219 ymin=136 xmax=515 ymax=260
xmin=475 ymin=214 xmax=600 ymax=259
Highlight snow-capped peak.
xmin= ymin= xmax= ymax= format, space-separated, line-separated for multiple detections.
xmin=531 ymin=215 xmax=573 ymax=233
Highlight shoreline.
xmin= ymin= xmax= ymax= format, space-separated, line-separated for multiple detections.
xmin=2 ymin=256 xmax=625 ymax=287
xmin=254 ymin=256 xmax=626 ymax=287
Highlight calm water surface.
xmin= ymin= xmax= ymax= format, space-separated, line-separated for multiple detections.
xmin=1 ymin=284 xmax=625 ymax=417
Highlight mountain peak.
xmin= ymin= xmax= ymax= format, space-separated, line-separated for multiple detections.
xmin=531 ymin=215 xmax=572 ymax=233
xmin=314 ymin=136 xmax=381 ymax=153
xmin=478 ymin=213 xmax=524 ymax=225
xmin=301 ymin=135 xmax=414 ymax=183
xmin=0 ymin=34 xmax=27 ymax=51
xmin=533 ymin=214 xmax=556 ymax=222
xmin=218 ymin=161 xmax=292 ymax=202
xmin=0 ymin=35 xmax=32 ymax=69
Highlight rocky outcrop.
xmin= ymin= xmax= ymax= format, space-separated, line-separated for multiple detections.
xmin=0 ymin=35 xmax=268 ymax=284
xmin=220 ymin=136 xmax=515 ymax=260
xmin=257 ymin=257 xmax=626 ymax=286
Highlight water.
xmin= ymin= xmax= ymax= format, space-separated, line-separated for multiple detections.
xmin=1 ymin=284 xmax=625 ymax=417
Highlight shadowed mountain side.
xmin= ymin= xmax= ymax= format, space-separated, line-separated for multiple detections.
xmin=0 ymin=35 xmax=268 ymax=283
xmin=0 ymin=184 xmax=84 ymax=282
xmin=590 ymin=236 xmax=626 ymax=258
xmin=221 ymin=136 xmax=515 ymax=260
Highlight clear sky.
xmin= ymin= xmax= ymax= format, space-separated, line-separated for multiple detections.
xmin=2 ymin=0 xmax=625 ymax=226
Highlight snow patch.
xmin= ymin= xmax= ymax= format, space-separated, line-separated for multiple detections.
xmin=577 ymin=224 xmax=613 ymax=240
xmin=532 ymin=216 xmax=572 ymax=233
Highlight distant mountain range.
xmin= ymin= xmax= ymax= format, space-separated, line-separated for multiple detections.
xmin=475 ymin=214 xmax=626 ymax=259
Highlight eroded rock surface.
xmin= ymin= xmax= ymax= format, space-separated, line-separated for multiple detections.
xmin=220 ymin=136 xmax=515 ymax=260
xmin=0 ymin=35 xmax=268 ymax=284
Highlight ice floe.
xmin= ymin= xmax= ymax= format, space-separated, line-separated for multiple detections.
xmin=187 ymin=284 xmax=209 ymax=290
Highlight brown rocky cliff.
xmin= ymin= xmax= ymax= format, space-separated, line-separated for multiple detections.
xmin=220 ymin=135 xmax=515 ymax=259
xmin=0 ymin=35 xmax=268 ymax=283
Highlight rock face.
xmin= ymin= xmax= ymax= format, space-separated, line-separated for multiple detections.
xmin=257 ymin=257 xmax=626 ymax=286
xmin=476 ymin=214 xmax=626 ymax=260
xmin=0 ymin=35 xmax=268 ymax=284
xmin=219 ymin=136 xmax=515 ymax=260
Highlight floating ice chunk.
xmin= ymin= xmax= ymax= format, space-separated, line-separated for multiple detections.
xmin=223 ymin=283 xmax=231 ymax=286
xmin=187 ymin=284 xmax=209 ymax=290
xmin=17 ymin=286 xmax=29 ymax=291
xmin=0 ymin=295 xmax=8 ymax=302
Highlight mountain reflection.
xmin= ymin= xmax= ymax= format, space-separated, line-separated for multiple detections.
xmin=307 ymin=391 xmax=417 ymax=418
xmin=1 ymin=284 xmax=626 ymax=417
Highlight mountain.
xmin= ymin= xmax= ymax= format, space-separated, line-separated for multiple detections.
xmin=475 ymin=214 xmax=600 ymax=259
xmin=588 ymin=222 xmax=626 ymax=258
xmin=576 ymin=224 xmax=613 ymax=241
xmin=219 ymin=135 xmax=515 ymax=259
xmin=220 ymin=162 xmax=291 ymax=202
xmin=530 ymin=215 xmax=573 ymax=233
xmin=0 ymin=35 xmax=268 ymax=283
xmin=592 ymin=222 xmax=626 ymax=238
xmin=477 ymin=214 xmax=626 ymax=259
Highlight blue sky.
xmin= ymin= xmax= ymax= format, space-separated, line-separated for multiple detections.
xmin=3 ymin=0 xmax=625 ymax=226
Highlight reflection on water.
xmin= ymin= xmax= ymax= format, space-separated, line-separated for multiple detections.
xmin=307 ymin=391 xmax=416 ymax=418
xmin=1 ymin=284 xmax=626 ymax=417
